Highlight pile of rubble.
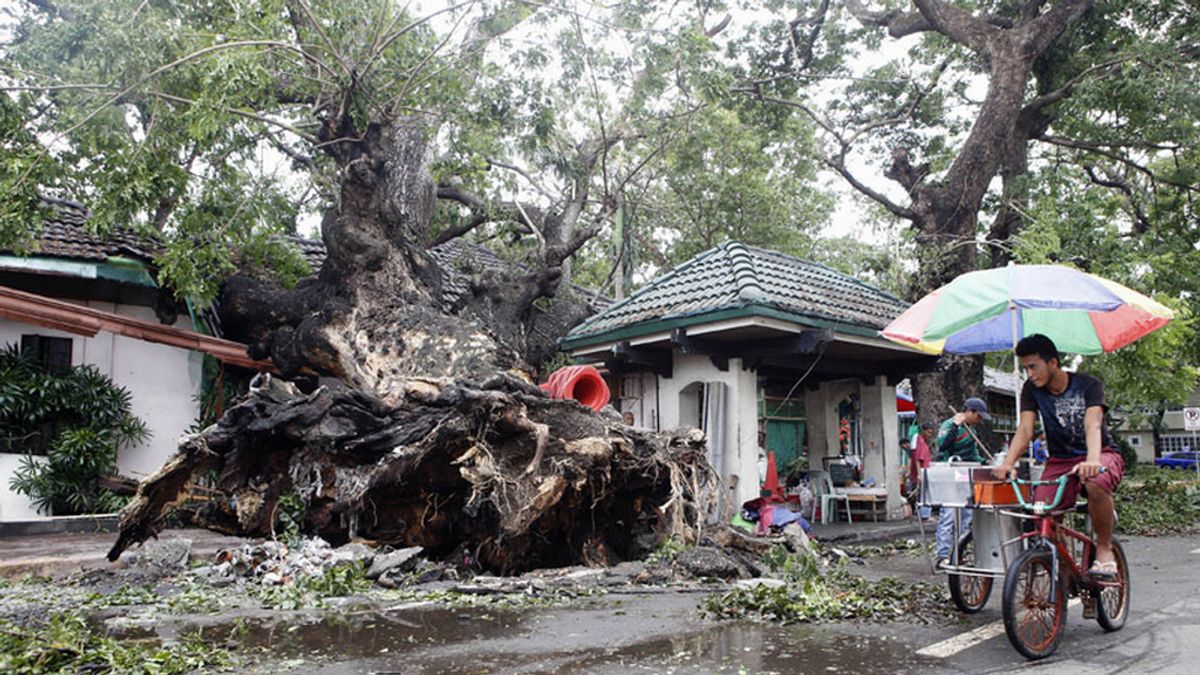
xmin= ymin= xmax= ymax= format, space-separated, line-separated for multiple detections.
xmin=189 ymin=539 xmax=429 ymax=587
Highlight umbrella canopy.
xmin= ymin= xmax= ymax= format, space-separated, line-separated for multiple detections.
xmin=882 ymin=264 xmax=1174 ymax=356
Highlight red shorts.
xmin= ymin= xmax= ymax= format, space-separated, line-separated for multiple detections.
xmin=1033 ymin=449 xmax=1124 ymax=507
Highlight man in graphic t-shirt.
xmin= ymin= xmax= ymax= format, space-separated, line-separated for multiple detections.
xmin=993 ymin=334 xmax=1124 ymax=581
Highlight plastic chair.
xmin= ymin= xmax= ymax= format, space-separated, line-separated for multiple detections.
xmin=809 ymin=469 xmax=853 ymax=524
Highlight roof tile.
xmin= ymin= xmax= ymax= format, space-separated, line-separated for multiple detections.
xmin=566 ymin=241 xmax=908 ymax=341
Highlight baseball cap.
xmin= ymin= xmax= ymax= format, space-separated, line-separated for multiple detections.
xmin=964 ymin=397 xmax=992 ymax=421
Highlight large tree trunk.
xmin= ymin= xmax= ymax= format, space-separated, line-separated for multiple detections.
xmin=219 ymin=117 xmax=523 ymax=395
xmin=109 ymin=376 xmax=716 ymax=573
xmin=902 ymin=41 xmax=1040 ymax=435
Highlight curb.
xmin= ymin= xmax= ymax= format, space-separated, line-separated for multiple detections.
xmin=814 ymin=524 xmax=926 ymax=546
xmin=0 ymin=514 xmax=118 ymax=538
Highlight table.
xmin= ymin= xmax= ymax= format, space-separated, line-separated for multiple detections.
xmin=839 ymin=487 xmax=889 ymax=522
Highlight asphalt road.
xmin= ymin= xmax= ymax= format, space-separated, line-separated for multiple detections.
xmin=283 ymin=533 xmax=1200 ymax=674
xmin=903 ymin=533 xmax=1200 ymax=675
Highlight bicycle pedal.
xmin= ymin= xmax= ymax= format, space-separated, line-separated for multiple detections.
xmin=1081 ymin=595 xmax=1097 ymax=619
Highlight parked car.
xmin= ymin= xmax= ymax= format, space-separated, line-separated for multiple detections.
xmin=1155 ymin=451 xmax=1200 ymax=470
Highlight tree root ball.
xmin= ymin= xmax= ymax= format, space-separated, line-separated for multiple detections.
xmin=110 ymin=375 xmax=718 ymax=575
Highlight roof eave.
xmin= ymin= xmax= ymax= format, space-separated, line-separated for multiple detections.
xmin=560 ymin=303 xmax=887 ymax=351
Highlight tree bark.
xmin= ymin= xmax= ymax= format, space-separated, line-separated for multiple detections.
xmin=217 ymin=115 xmax=528 ymax=396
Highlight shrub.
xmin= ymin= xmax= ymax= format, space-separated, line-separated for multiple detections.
xmin=1 ymin=344 xmax=148 ymax=515
xmin=1115 ymin=435 xmax=1139 ymax=471
xmin=1115 ymin=470 xmax=1200 ymax=535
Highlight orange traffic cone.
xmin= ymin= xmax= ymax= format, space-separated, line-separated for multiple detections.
xmin=761 ymin=451 xmax=783 ymax=501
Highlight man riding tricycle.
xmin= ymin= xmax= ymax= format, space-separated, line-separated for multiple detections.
xmin=920 ymin=334 xmax=1130 ymax=660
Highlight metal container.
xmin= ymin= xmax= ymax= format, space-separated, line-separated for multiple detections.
xmin=920 ymin=461 xmax=981 ymax=507
xmin=969 ymin=509 xmax=1023 ymax=572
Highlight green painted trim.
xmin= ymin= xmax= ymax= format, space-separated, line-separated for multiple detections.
xmin=0 ymin=254 xmax=156 ymax=287
xmin=0 ymin=255 xmax=98 ymax=278
xmin=559 ymin=303 xmax=882 ymax=351
xmin=98 ymin=257 xmax=156 ymax=286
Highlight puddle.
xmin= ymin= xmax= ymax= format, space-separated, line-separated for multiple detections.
xmin=197 ymin=605 xmax=533 ymax=662
xmin=352 ymin=621 xmax=938 ymax=674
xmin=183 ymin=592 xmax=939 ymax=674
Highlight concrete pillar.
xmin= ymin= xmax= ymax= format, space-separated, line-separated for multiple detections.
xmin=803 ymin=386 xmax=832 ymax=461
xmin=860 ymin=375 xmax=903 ymax=518
xmin=657 ymin=353 xmax=760 ymax=514
xmin=728 ymin=358 xmax=760 ymax=508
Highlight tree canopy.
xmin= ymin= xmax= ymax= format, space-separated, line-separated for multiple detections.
xmin=2 ymin=0 xmax=1196 ymax=406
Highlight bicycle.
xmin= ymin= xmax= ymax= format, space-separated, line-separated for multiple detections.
xmin=1000 ymin=472 xmax=1130 ymax=660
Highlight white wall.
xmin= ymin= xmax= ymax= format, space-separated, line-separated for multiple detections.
xmin=1114 ymin=430 xmax=1156 ymax=464
xmin=0 ymin=302 xmax=203 ymax=517
xmin=0 ymin=454 xmax=47 ymax=519
xmin=657 ymin=353 xmax=759 ymax=511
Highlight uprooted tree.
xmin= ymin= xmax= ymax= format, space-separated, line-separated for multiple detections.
xmin=2 ymin=0 xmax=729 ymax=571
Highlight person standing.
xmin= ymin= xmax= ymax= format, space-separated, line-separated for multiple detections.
xmin=1031 ymin=430 xmax=1048 ymax=464
xmin=934 ymin=398 xmax=991 ymax=569
xmin=909 ymin=421 xmax=936 ymax=521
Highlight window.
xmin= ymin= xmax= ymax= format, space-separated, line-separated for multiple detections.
xmin=20 ymin=335 xmax=73 ymax=373
xmin=1159 ymin=435 xmax=1200 ymax=455
xmin=1128 ymin=436 xmax=1141 ymax=447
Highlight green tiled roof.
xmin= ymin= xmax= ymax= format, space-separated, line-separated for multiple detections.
xmin=562 ymin=242 xmax=909 ymax=348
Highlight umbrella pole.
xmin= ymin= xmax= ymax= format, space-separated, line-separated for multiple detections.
xmin=1007 ymin=263 xmax=1021 ymax=453
xmin=1010 ymin=300 xmax=1020 ymax=436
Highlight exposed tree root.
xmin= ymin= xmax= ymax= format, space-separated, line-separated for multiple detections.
xmin=110 ymin=376 xmax=717 ymax=574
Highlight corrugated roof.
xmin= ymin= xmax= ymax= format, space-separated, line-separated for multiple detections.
xmin=565 ymin=241 xmax=908 ymax=343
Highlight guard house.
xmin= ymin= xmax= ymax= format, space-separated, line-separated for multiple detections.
xmin=560 ymin=242 xmax=937 ymax=518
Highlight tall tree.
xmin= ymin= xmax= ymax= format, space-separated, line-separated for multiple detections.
xmin=2 ymin=1 xmax=725 ymax=566
xmin=727 ymin=0 xmax=1199 ymax=421
xmin=620 ymin=106 xmax=833 ymax=282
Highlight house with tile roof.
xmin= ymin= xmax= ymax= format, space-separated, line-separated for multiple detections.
xmin=0 ymin=197 xmax=211 ymax=520
xmin=561 ymin=242 xmax=938 ymax=518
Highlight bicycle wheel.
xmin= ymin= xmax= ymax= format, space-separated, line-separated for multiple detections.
xmin=949 ymin=533 xmax=993 ymax=613
xmin=1002 ymin=548 xmax=1066 ymax=660
xmin=1095 ymin=539 xmax=1130 ymax=631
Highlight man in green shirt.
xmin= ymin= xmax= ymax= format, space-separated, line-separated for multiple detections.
xmin=934 ymin=397 xmax=991 ymax=569
xmin=936 ymin=398 xmax=989 ymax=463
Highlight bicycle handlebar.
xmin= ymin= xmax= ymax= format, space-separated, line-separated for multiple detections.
xmin=1006 ymin=466 xmax=1107 ymax=512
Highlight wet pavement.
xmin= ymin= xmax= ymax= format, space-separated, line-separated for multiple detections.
xmin=187 ymin=590 xmax=945 ymax=674
xmin=3 ymin=527 xmax=1197 ymax=673
xmin=212 ymin=534 xmax=1198 ymax=674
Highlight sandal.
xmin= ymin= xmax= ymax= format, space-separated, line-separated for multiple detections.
xmin=1089 ymin=560 xmax=1118 ymax=579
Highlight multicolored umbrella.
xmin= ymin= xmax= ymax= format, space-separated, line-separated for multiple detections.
xmin=882 ymin=264 xmax=1174 ymax=356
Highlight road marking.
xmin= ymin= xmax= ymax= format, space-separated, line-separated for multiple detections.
xmin=1191 ymin=547 xmax=1200 ymax=554
xmin=917 ymin=598 xmax=1081 ymax=659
